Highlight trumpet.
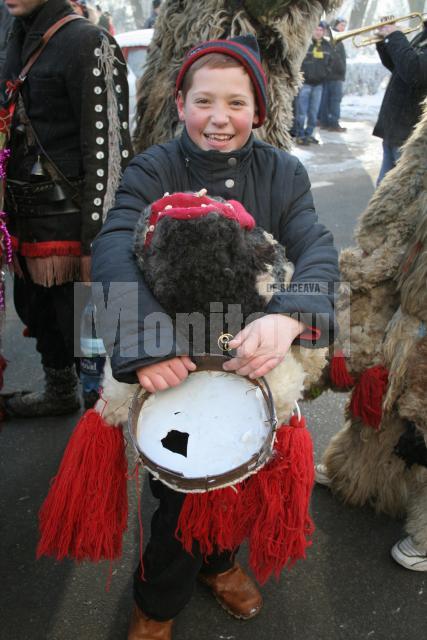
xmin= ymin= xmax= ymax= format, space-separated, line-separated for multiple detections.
xmin=327 ymin=12 xmax=426 ymax=48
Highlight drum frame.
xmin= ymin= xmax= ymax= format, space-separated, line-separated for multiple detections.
xmin=128 ymin=355 xmax=278 ymax=492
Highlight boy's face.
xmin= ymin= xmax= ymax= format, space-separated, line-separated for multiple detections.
xmin=176 ymin=65 xmax=259 ymax=153
xmin=5 ymin=0 xmax=47 ymax=17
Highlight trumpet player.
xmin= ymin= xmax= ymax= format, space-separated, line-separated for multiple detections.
xmin=373 ymin=15 xmax=427 ymax=185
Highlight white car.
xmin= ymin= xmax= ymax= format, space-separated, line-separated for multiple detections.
xmin=115 ymin=28 xmax=154 ymax=130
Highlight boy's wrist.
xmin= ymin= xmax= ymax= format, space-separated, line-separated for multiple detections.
xmin=278 ymin=314 xmax=305 ymax=339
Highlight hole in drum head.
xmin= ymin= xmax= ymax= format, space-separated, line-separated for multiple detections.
xmin=161 ymin=430 xmax=189 ymax=457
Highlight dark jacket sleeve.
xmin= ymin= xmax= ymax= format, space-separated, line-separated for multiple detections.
xmin=66 ymin=28 xmax=132 ymax=254
xmin=376 ymin=41 xmax=395 ymax=71
xmin=329 ymin=41 xmax=346 ymax=80
xmin=91 ymin=154 xmax=185 ymax=383
xmin=381 ymin=31 xmax=427 ymax=89
xmin=265 ymin=160 xmax=339 ymax=347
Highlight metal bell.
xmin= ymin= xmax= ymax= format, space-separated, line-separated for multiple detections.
xmin=50 ymin=183 xmax=67 ymax=202
xmin=30 ymin=155 xmax=47 ymax=178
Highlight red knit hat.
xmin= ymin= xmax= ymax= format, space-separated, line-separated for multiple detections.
xmin=144 ymin=191 xmax=256 ymax=247
xmin=175 ymin=34 xmax=268 ymax=128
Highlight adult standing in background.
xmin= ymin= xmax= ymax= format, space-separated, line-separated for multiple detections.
xmin=69 ymin=0 xmax=99 ymax=24
xmin=374 ymin=17 xmax=427 ymax=184
xmin=295 ymin=22 xmax=332 ymax=145
xmin=318 ymin=16 xmax=347 ymax=132
xmin=143 ymin=0 xmax=161 ymax=29
xmin=0 ymin=0 xmax=14 ymax=79
xmin=97 ymin=8 xmax=114 ymax=34
xmin=0 ymin=0 xmax=131 ymax=417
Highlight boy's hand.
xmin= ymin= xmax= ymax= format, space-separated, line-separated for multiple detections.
xmin=137 ymin=356 xmax=196 ymax=393
xmin=222 ymin=314 xmax=305 ymax=379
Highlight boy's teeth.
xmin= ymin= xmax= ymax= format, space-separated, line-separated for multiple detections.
xmin=206 ymin=134 xmax=233 ymax=140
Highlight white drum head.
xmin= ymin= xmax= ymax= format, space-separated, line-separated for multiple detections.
xmin=136 ymin=370 xmax=270 ymax=479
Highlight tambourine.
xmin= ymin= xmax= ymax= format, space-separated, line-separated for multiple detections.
xmin=128 ymin=355 xmax=278 ymax=492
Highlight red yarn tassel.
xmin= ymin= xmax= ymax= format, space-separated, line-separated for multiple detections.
xmin=349 ymin=365 xmax=389 ymax=430
xmin=330 ymin=350 xmax=355 ymax=389
xmin=37 ymin=409 xmax=128 ymax=562
xmin=240 ymin=416 xmax=315 ymax=584
xmin=176 ymin=486 xmax=242 ymax=557
xmin=176 ymin=415 xmax=314 ymax=584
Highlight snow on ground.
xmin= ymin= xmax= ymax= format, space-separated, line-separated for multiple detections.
xmin=291 ymin=89 xmax=385 ymax=183
xmin=341 ymin=90 xmax=384 ymax=120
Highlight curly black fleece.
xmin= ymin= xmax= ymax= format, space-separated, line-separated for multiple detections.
xmin=133 ymin=207 xmax=287 ymax=351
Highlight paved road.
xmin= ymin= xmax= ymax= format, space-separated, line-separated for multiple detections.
xmin=1 ymin=117 xmax=425 ymax=640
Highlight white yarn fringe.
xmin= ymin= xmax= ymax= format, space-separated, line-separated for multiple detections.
xmin=97 ymin=34 xmax=124 ymax=222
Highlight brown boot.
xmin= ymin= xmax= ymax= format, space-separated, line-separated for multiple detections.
xmin=199 ymin=563 xmax=263 ymax=619
xmin=127 ymin=605 xmax=173 ymax=640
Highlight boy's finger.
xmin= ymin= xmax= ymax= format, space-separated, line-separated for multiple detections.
xmin=227 ymin=324 xmax=251 ymax=349
xmin=180 ymin=356 xmax=197 ymax=371
xmin=138 ymin=374 xmax=155 ymax=394
xmin=233 ymin=354 xmax=268 ymax=377
xmin=222 ymin=356 xmax=249 ymax=372
xmin=169 ymin=358 xmax=190 ymax=379
xmin=234 ymin=331 xmax=260 ymax=359
xmin=228 ymin=334 xmax=244 ymax=349
xmin=163 ymin=366 xmax=184 ymax=388
xmin=150 ymin=373 xmax=170 ymax=391
xmin=249 ymin=357 xmax=282 ymax=379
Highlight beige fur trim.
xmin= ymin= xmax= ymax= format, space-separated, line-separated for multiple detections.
xmin=25 ymin=256 xmax=80 ymax=287
xmin=397 ymin=336 xmax=427 ymax=435
xmin=95 ymin=358 xmax=139 ymax=426
xmin=382 ymin=309 xmax=422 ymax=412
xmin=406 ymin=477 xmax=427 ymax=550
xmin=323 ymin=412 xmax=423 ymax=517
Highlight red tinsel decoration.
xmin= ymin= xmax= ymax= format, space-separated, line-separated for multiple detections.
xmin=37 ymin=409 xmax=128 ymax=562
xmin=349 ymin=365 xmax=389 ymax=430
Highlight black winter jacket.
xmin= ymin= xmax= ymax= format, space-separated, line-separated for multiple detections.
xmin=0 ymin=1 xmax=14 ymax=80
xmin=301 ymin=38 xmax=332 ymax=85
xmin=328 ymin=39 xmax=346 ymax=82
xmin=92 ymin=129 xmax=339 ymax=383
xmin=373 ymin=27 xmax=427 ymax=147
xmin=1 ymin=0 xmax=132 ymax=256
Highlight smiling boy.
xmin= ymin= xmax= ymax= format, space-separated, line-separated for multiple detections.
xmin=92 ymin=34 xmax=339 ymax=639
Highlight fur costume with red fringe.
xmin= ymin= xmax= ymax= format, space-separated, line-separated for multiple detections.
xmin=320 ymin=99 xmax=427 ymax=551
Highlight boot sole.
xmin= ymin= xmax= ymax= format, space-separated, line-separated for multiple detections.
xmin=198 ymin=577 xmax=263 ymax=620
xmin=3 ymin=393 xmax=81 ymax=419
xmin=212 ymin=593 xmax=263 ymax=620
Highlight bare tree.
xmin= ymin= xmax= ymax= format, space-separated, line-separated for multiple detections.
xmin=365 ymin=0 xmax=379 ymax=25
xmin=129 ymin=0 xmax=146 ymax=28
xmin=407 ymin=0 xmax=425 ymax=14
xmin=348 ymin=0 xmax=370 ymax=28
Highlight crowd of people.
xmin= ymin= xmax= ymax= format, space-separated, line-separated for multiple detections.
xmin=0 ymin=2 xmax=426 ymax=639
xmin=293 ymin=16 xmax=347 ymax=145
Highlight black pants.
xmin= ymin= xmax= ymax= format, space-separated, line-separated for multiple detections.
xmin=13 ymin=271 xmax=86 ymax=370
xmin=134 ymin=475 xmax=235 ymax=621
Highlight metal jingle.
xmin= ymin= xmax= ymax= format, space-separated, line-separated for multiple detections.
xmin=30 ymin=156 xmax=47 ymax=178
xmin=217 ymin=333 xmax=234 ymax=352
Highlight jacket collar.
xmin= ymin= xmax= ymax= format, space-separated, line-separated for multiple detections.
xmin=178 ymin=127 xmax=254 ymax=189
xmin=19 ymin=0 xmax=74 ymax=64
